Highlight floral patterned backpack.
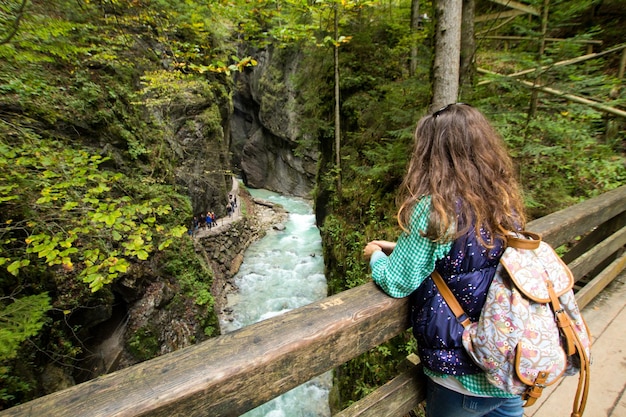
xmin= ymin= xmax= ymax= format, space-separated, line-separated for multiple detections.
xmin=432 ymin=231 xmax=591 ymax=417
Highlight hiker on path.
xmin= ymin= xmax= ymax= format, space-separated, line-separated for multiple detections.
xmin=206 ymin=211 xmax=213 ymax=229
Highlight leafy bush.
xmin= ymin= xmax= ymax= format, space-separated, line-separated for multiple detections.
xmin=0 ymin=137 xmax=188 ymax=293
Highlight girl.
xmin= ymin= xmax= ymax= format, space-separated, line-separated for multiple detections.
xmin=363 ymin=103 xmax=526 ymax=417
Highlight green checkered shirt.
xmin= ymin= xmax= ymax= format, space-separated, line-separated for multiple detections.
xmin=370 ymin=196 xmax=516 ymax=398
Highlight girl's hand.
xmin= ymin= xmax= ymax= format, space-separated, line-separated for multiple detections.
xmin=363 ymin=242 xmax=382 ymax=261
xmin=363 ymin=240 xmax=396 ymax=260
xmin=370 ymin=240 xmax=396 ymax=255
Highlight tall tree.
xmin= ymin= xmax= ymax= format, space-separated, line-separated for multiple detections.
xmin=431 ymin=0 xmax=463 ymax=109
xmin=460 ymin=0 xmax=476 ymax=97
xmin=334 ymin=0 xmax=342 ymax=195
xmin=409 ymin=0 xmax=420 ymax=77
xmin=529 ymin=0 xmax=551 ymax=118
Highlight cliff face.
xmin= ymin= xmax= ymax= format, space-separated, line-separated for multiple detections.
xmin=230 ymin=48 xmax=318 ymax=197
xmin=149 ymin=80 xmax=234 ymax=218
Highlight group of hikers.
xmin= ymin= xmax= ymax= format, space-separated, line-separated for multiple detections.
xmin=187 ymin=193 xmax=238 ymax=237
xmin=189 ymin=211 xmax=217 ymax=235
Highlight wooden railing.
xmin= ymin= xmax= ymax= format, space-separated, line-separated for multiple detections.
xmin=2 ymin=186 xmax=626 ymax=417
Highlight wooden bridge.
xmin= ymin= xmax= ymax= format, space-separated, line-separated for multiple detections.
xmin=2 ymin=186 xmax=626 ymax=417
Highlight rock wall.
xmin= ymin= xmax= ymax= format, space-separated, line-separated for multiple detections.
xmin=160 ymin=84 xmax=234 ymax=217
xmin=230 ymin=47 xmax=318 ymax=198
xmin=202 ymin=217 xmax=258 ymax=316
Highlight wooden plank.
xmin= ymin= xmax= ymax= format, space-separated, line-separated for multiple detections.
xmin=480 ymin=35 xmax=602 ymax=44
xmin=334 ymin=363 xmax=427 ymax=417
xmin=527 ymin=186 xmax=626 ymax=247
xmin=562 ymin=211 xmax=626 ymax=264
xmin=478 ymin=67 xmax=626 ymax=118
xmin=0 ymin=283 xmax=409 ymax=417
xmin=520 ymin=81 xmax=626 ymax=118
xmin=529 ymin=267 xmax=626 ymax=415
xmin=478 ymin=43 xmax=625 ymax=86
xmin=568 ymin=226 xmax=626 ymax=280
xmin=575 ymin=252 xmax=626 ymax=308
xmin=477 ymin=69 xmax=626 ymax=119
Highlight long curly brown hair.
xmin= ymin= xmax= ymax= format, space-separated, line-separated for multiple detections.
xmin=397 ymin=103 xmax=526 ymax=246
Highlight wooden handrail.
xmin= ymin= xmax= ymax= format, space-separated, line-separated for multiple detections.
xmin=477 ymin=43 xmax=626 ymax=86
xmin=2 ymin=186 xmax=625 ymax=417
xmin=0 ymin=283 xmax=410 ymax=417
xmin=528 ymin=185 xmax=626 ymax=247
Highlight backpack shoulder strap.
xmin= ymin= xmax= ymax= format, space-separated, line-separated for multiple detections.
xmin=545 ymin=281 xmax=591 ymax=417
xmin=431 ymin=271 xmax=471 ymax=328
xmin=506 ymin=230 xmax=542 ymax=250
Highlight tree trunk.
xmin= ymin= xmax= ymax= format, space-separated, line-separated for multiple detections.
xmin=432 ymin=0 xmax=463 ymax=110
xmin=410 ymin=0 xmax=420 ymax=77
xmin=334 ymin=2 xmax=342 ymax=195
xmin=459 ymin=0 xmax=476 ymax=98
xmin=529 ymin=0 xmax=550 ymax=119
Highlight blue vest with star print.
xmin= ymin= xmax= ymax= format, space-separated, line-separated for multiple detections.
xmin=409 ymin=225 xmax=505 ymax=376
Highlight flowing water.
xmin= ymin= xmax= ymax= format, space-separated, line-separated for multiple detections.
xmin=220 ymin=188 xmax=331 ymax=417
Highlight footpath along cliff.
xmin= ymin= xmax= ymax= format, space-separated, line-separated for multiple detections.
xmin=192 ymin=178 xmax=289 ymax=330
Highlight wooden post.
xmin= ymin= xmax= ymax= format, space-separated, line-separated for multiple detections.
xmin=619 ymin=47 xmax=626 ymax=80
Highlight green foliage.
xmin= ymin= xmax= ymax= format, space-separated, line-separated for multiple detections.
xmin=0 ymin=292 xmax=51 ymax=405
xmin=126 ymin=325 xmax=159 ymax=361
xmin=0 ymin=137 xmax=187 ymax=292
xmin=0 ymin=293 xmax=51 ymax=362
xmin=478 ymin=99 xmax=626 ymax=217
xmin=0 ymin=0 xmax=234 ymax=408
xmin=159 ymin=239 xmax=219 ymax=338
xmin=0 ymin=2 xmax=91 ymax=64
xmin=160 ymin=240 xmax=215 ymax=309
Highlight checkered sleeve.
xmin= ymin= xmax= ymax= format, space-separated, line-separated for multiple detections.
xmin=369 ymin=197 xmax=452 ymax=298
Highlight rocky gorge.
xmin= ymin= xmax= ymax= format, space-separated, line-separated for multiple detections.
xmin=66 ymin=186 xmax=289 ymax=390
xmin=200 ymin=188 xmax=290 ymax=326
xmin=230 ymin=47 xmax=318 ymax=198
xmin=32 ymin=44 xmax=315 ymax=397
xmin=0 ymin=2 xmax=325 ymax=401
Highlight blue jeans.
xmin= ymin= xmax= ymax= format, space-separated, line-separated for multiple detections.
xmin=426 ymin=379 xmax=524 ymax=417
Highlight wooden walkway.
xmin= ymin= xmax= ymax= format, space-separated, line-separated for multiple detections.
xmin=526 ymin=271 xmax=626 ymax=417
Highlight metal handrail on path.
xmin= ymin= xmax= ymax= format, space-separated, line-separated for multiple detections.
xmin=2 ymin=186 xmax=625 ymax=417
